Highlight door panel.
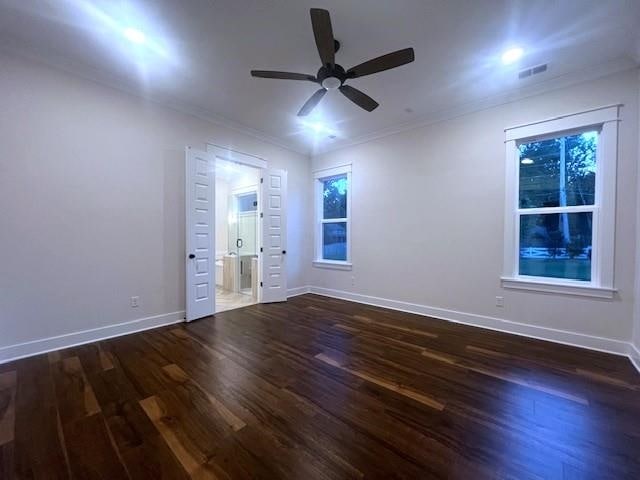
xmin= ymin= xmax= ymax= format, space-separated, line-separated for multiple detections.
xmin=261 ymin=169 xmax=288 ymax=303
xmin=185 ymin=148 xmax=215 ymax=321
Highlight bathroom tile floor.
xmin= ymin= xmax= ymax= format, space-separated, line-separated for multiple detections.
xmin=215 ymin=286 xmax=256 ymax=313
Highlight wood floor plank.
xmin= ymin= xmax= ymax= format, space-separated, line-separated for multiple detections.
xmin=0 ymin=371 xmax=17 ymax=446
xmin=139 ymin=394 xmax=218 ymax=478
xmin=315 ymin=352 xmax=445 ymax=411
xmin=51 ymin=356 xmax=101 ymax=424
xmin=3 ymin=294 xmax=640 ymax=478
xmin=0 ymin=441 xmax=13 ymax=480
xmin=62 ymin=412 xmax=129 ymax=479
xmin=352 ymin=314 xmax=439 ymax=338
xmin=12 ymin=356 xmax=70 ymax=478
xmin=162 ymin=363 xmax=246 ymax=432
xmin=86 ymin=363 xmax=190 ymax=479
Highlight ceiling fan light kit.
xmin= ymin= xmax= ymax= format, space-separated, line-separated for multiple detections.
xmin=251 ymin=8 xmax=415 ymax=116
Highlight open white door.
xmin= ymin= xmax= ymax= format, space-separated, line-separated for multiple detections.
xmin=260 ymin=168 xmax=288 ymax=303
xmin=185 ymin=147 xmax=215 ymax=321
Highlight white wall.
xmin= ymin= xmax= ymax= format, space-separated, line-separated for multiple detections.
xmin=1 ymin=49 xmax=639 ymax=365
xmin=632 ymin=69 xmax=640 ymax=368
xmin=215 ymin=178 xmax=229 ymax=256
xmin=312 ymin=69 xmax=639 ymax=346
xmin=0 ymin=52 xmax=312 ymax=352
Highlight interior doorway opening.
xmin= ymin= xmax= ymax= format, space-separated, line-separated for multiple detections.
xmin=214 ymin=158 xmax=260 ymax=312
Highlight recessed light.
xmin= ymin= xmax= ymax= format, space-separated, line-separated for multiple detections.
xmin=123 ymin=27 xmax=146 ymax=44
xmin=521 ymin=158 xmax=534 ymax=165
xmin=502 ymin=47 xmax=524 ymax=65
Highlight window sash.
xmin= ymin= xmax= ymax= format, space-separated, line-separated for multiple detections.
xmin=515 ymin=129 xmax=600 ymax=285
xmin=321 ymin=218 xmax=348 ymax=223
xmin=517 ymin=205 xmax=595 ymax=215
xmin=514 ymin=207 xmax=599 ymax=284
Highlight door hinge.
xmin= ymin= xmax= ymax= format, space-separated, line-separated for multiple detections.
xmin=260 ymin=247 xmax=263 ymax=252
xmin=260 ymin=177 xmax=264 ymax=183
xmin=260 ymin=282 xmax=263 ymax=287
xmin=260 ymin=212 xmax=263 ymax=218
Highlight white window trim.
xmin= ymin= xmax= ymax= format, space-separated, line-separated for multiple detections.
xmin=313 ymin=164 xmax=352 ymax=270
xmin=501 ymin=104 xmax=620 ymax=298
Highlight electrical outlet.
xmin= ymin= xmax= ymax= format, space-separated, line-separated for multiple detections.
xmin=495 ymin=296 xmax=504 ymax=307
xmin=130 ymin=296 xmax=139 ymax=308
xmin=351 ymin=276 xmax=356 ymax=286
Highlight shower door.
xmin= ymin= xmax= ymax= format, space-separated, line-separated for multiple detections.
xmin=229 ymin=191 xmax=258 ymax=293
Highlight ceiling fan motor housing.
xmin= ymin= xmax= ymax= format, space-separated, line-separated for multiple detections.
xmin=317 ymin=64 xmax=346 ymax=89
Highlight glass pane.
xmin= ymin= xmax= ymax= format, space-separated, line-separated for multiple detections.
xmin=519 ymin=131 xmax=597 ymax=209
xmin=323 ymin=222 xmax=347 ymax=261
xmin=238 ymin=193 xmax=257 ymax=212
xmin=519 ymin=212 xmax=592 ymax=281
xmin=323 ymin=175 xmax=347 ymax=219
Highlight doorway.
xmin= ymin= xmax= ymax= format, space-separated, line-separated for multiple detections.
xmin=214 ymin=159 xmax=260 ymax=313
xmin=185 ymin=146 xmax=289 ymax=321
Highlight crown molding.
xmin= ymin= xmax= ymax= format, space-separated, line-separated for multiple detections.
xmin=313 ymin=56 xmax=639 ymax=157
xmin=3 ymin=40 xmax=636 ymax=161
xmin=0 ymin=42 xmax=311 ymax=157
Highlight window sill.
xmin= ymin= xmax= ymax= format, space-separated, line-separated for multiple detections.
xmin=500 ymin=277 xmax=616 ymax=299
xmin=313 ymin=260 xmax=352 ymax=271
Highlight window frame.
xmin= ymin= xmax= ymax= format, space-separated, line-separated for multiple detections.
xmin=501 ymin=105 xmax=620 ymax=298
xmin=313 ymin=164 xmax=352 ymax=270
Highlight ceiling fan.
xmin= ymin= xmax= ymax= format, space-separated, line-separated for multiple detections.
xmin=251 ymin=8 xmax=415 ymax=116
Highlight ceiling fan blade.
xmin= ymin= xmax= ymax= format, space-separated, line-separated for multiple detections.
xmin=251 ymin=70 xmax=316 ymax=82
xmin=339 ymin=85 xmax=379 ymax=112
xmin=347 ymin=48 xmax=415 ymax=78
xmin=310 ymin=8 xmax=335 ymax=67
xmin=297 ymin=88 xmax=327 ymax=116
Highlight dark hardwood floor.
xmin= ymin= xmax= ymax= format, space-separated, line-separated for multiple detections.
xmin=1 ymin=294 xmax=639 ymax=479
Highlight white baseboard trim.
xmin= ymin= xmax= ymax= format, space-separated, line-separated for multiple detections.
xmin=307 ymin=286 xmax=632 ymax=358
xmin=287 ymin=285 xmax=311 ymax=298
xmin=0 ymin=310 xmax=185 ymax=365
xmin=629 ymin=343 xmax=640 ymax=374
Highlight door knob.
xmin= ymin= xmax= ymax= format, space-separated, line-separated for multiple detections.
xmin=188 ymin=253 xmax=195 ymax=259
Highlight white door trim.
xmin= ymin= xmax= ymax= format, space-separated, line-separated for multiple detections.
xmin=207 ymin=144 xmax=268 ymax=169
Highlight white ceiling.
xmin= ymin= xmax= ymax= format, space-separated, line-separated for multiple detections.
xmin=1 ymin=0 xmax=639 ymax=155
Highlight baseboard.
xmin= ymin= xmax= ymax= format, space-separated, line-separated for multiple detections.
xmin=308 ymin=286 xmax=632 ymax=357
xmin=0 ymin=310 xmax=185 ymax=365
xmin=3 ymin=287 xmax=637 ymax=372
xmin=287 ymin=285 xmax=311 ymax=298
xmin=629 ymin=343 xmax=640 ymax=373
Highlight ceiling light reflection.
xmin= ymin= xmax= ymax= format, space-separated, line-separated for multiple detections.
xmin=502 ymin=47 xmax=524 ymax=65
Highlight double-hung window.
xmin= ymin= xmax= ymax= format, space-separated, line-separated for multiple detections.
xmin=313 ymin=164 xmax=351 ymax=269
xmin=502 ymin=105 xmax=619 ymax=298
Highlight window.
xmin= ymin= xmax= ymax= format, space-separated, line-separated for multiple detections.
xmin=518 ymin=131 xmax=596 ymax=281
xmin=502 ymin=105 xmax=619 ymax=298
xmin=237 ymin=192 xmax=257 ymax=212
xmin=314 ymin=165 xmax=351 ymax=269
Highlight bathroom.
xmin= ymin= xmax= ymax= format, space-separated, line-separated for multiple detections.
xmin=214 ymin=158 xmax=261 ymax=312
